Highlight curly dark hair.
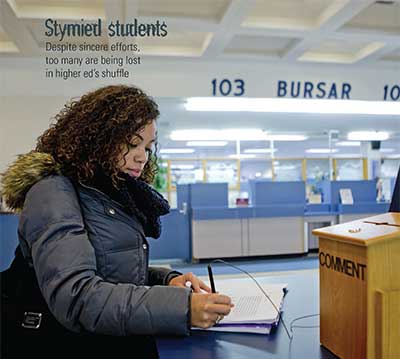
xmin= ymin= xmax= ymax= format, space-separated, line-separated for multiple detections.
xmin=35 ymin=85 xmax=160 ymax=185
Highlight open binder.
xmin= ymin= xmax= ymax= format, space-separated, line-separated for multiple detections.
xmin=194 ymin=279 xmax=288 ymax=334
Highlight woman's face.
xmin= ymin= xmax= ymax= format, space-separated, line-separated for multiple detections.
xmin=118 ymin=121 xmax=156 ymax=178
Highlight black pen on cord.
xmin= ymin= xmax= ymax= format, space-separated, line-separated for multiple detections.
xmin=207 ymin=264 xmax=216 ymax=293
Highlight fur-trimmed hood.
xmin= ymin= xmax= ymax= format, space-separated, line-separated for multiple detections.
xmin=1 ymin=152 xmax=61 ymax=212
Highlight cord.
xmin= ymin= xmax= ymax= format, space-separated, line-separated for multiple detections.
xmin=210 ymin=259 xmax=293 ymax=340
xmin=289 ymin=314 xmax=320 ymax=332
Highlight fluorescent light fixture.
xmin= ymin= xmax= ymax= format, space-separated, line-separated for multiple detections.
xmin=336 ymin=141 xmax=361 ymax=147
xmin=228 ymin=154 xmax=257 ymax=159
xmin=265 ymin=135 xmax=308 ymax=141
xmin=386 ymin=154 xmax=400 ymax=158
xmin=185 ymin=97 xmax=400 ymax=115
xmin=243 ymin=148 xmax=277 ymax=154
xmin=186 ymin=141 xmax=228 ymax=147
xmin=170 ymin=129 xmax=267 ymax=141
xmin=306 ymin=148 xmax=339 ymax=154
xmin=380 ymin=148 xmax=395 ymax=153
xmin=332 ymin=154 xmax=362 ymax=158
xmin=347 ymin=131 xmax=390 ymax=141
xmin=160 ymin=148 xmax=195 ymax=154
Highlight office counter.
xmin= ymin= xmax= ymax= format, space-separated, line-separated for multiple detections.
xmin=157 ymin=270 xmax=337 ymax=359
xmin=190 ymin=182 xmax=307 ymax=260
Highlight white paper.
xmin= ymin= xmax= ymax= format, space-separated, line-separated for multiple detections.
xmin=216 ymin=282 xmax=287 ymax=324
xmin=339 ymin=188 xmax=354 ymax=205
xmin=192 ymin=280 xmax=287 ymax=334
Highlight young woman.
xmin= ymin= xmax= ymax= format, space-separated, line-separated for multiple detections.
xmin=1 ymin=85 xmax=232 ymax=355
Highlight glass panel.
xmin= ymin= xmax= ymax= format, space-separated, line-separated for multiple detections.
xmin=380 ymin=159 xmax=400 ymax=202
xmin=206 ymin=160 xmax=238 ymax=186
xmin=306 ymin=159 xmax=329 ymax=180
xmin=240 ymin=160 xmax=273 ymax=181
xmin=381 ymin=159 xmax=400 ymax=178
xmin=274 ymin=159 xmax=302 ymax=181
xmin=170 ymin=160 xmax=203 ymax=186
xmin=336 ymin=159 xmax=363 ymax=180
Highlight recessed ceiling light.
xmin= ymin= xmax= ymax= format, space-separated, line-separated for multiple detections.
xmin=160 ymin=148 xmax=195 ymax=154
xmin=185 ymin=97 xmax=400 ymax=115
xmin=243 ymin=148 xmax=277 ymax=153
xmin=347 ymin=131 xmax=389 ymax=141
xmin=265 ymin=135 xmax=308 ymax=141
xmin=228 ymin=154 xmax=257 ymax=159
xmin=306 ymin=148 xmax=339 ymax=154
xmin=333 ymin=154 xmax=362 ymax=158
xmin=170 ymin=129 xmax=267 ymax=141
xmin=336 ymin=141 xmax=361 ymax=147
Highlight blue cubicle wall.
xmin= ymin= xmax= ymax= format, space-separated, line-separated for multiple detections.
xmin=330 ymin=180 xmax=389 ymax=214
xmin=0 ymin=214 xmax=19 ymax=271
xmin=156 ymin=183 xmax=229 ymax=262
xmin=250 ymin=180 xmax=306 ymax=206
xmin=331 ymin=180 xmax=377 ymax=205
xmin=189 ymin=182 xmax=228 ymax=207
xmin=147 ymin=209 xmax=190 ymax=262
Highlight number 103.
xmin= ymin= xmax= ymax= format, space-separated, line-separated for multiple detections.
xmin=211 ymin=79 xmax=245 ymax=96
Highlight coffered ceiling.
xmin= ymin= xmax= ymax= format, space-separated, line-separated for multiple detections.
xmin=1 ymin=0 xmax=400 ymax=67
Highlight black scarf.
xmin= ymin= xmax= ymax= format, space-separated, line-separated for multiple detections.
xmin=88 ymin=169 xmax=170 ymax=239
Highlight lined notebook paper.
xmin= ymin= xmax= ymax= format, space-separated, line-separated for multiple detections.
xmin=193 ymin=279 xmax=288 ymax=334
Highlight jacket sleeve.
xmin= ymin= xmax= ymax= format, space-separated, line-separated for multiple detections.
xmin=147 ymin=267 xmax=182 ymax=286
xmin=18 ymin=176 xmax=191 ymax=336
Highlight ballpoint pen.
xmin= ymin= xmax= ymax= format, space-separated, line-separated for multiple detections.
xmin=207 ymin=264 xmax=216 ymax=293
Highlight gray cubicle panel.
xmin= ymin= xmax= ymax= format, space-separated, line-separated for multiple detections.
xmin=338 ymin=213 xmax=382 ymax=223
xmin=192 ymin=217 xmax=243 ymax=259
xmin=192 ymin=214 xmax=305 ymax=259
xmin=304 ymin=214 xmax=337 ymax=251
xmin=304 ymin=202 xmax=337 ymax=251
xmin=248 ymin=216 xmax=305 ymax=255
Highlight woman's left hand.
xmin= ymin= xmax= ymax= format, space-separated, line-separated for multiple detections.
xmin=168 ymin=272 xmax=212 ymax=293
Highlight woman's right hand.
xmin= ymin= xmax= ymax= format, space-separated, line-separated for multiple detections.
xmin=190 ymin=293 xmax=234 ymax=329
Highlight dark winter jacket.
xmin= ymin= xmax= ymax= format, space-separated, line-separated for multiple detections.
xmin=1 ymin=152 xmax=191 ymax=336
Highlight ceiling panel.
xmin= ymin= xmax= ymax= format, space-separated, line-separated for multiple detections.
xmin=382 ymin=47 xmax=400 ymax=61
xmin=13 ymin=0 xmax=105 ymax=19
xmin=138 ymin=0 xmax=230 ymax=21
xmin=137 ymin=31 xmax=210 ymax=56
xmin=343 ymin=1 xmax=400 ymax=33
xmin=242 ymin=0 xmax=342 ymax=29
xmin=224 ymin=35 xmax=297 ymax=56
